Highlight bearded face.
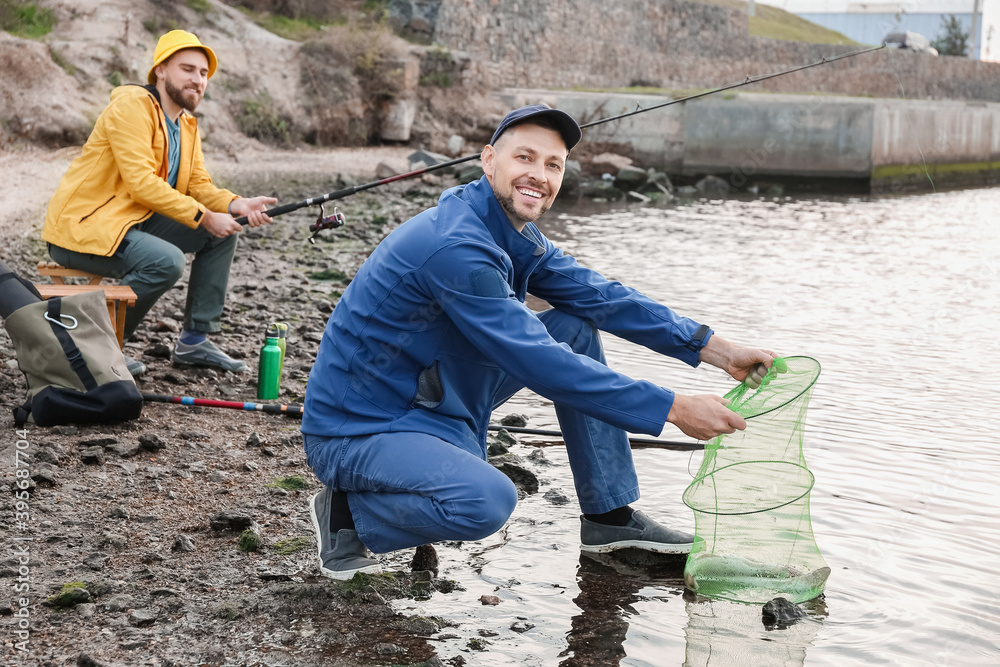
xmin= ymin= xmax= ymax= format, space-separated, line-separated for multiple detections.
xmin=482 ymin=124 xmax=567 ymax=229
xmin=156 ymin=49 xmax=208 ymax=113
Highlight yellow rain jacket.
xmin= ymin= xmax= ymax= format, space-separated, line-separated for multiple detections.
xmin=43 ymin=84 xmax=237 ymax=257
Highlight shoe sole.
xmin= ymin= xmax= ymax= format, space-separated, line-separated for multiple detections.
xmin=171 ymin=355 xmax=245 ymax=372
xmin=580 ymin=539 xmax=693 ymax=555
xmin=309 ymin=491 xmax=382 ymax=580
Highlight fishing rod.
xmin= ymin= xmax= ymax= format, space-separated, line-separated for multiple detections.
xmin=140 ymin=393 xmax=701 ymax=450
xmin=235 ymin=43 xmax=886 ymax=237
xmin=497 ymin=425 xmax=702 ymax=451
xmin=142 ymin=393 xmax=304 ymax=416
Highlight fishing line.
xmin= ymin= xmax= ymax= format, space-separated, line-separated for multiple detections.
xmin=236 ymin=44 xmax=887 ymax=231
xmin=578 ymin=44 xmax=886 ymax=131
xmin=885 ymin=46 xmax=936 ymax=192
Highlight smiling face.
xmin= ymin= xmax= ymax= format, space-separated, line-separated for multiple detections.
xmin=154 ymin=48 xmax=210 ymax=116
xmin=482 ymin=122 xmax=568 ymax=231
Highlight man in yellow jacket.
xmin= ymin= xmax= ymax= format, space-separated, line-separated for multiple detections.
xmin=42 ymin=30 xmax=276 ymax=376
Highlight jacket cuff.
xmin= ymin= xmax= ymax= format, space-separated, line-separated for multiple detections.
xmin=683 ymin=325 xmax=713 ymax=366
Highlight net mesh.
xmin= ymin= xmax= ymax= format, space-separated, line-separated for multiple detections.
xmin=682 ymin=356 xmax=829 ymax=604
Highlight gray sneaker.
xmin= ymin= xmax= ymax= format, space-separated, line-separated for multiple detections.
xmin=172 ymin=339 xmax=246 ymax=372
xmin=309 ymin=488 xmax=382 ymax=580
xmin=124 ymin=355 xmax=147 ymax=378
xmin=580 ymin=509 xmax=694 ymax=555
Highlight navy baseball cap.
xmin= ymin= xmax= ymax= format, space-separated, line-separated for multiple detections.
xmin=490 ymin=104 xmax=582 ymax=150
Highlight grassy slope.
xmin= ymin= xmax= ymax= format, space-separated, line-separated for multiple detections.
xmin=697 ymin=0 xmax=859 ymax=45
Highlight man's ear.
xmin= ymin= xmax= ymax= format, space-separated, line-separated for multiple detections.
xmin=481 ymin=145 xmax=496 ymax=179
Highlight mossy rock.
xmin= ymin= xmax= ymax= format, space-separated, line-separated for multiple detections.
xmin=272 ymin=536 xmax=311 ymax=555
xmin=267 ymin=475 xmax=310 ymax=491
xmin=45 ymin=582 xmax=92 ymax=608
xmin=238 ymin=529 xmax=263 ymax=552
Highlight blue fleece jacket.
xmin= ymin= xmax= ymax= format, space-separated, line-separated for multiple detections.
xmin=301 ymin=177 xmax=713 ymax=458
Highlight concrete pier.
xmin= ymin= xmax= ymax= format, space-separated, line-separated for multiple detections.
xmin=498 ymin=89 xmax=1000 ymax=192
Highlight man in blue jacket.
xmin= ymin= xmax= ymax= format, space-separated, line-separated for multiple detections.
xmin=302 ymin=105 xmax=775 ymax=579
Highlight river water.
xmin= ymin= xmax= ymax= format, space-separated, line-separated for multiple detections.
xmin=388 ymin=186 xmax=1000 ymax=666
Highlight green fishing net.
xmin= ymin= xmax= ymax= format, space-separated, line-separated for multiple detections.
xmin=682 ymin=356 xmax=829 ymax=604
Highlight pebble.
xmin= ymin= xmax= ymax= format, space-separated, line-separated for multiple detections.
xmin=128 ymin=607 xmax=157 ymax=626
xmin=101 ymin=594 xmax=133 ymax=612
xmin=78 ymin=437 xmax=118 ymax=448
xmin=102 ymin=533 xmax=127 ymax=548
xmin=209 ymin=511 xmax=255 ymax=532
xmin=85 ymin=552 xmax=108 ymax=571
xmin=106 ymin=442 xmax=141 ymax=458
xmin=489 ymin=455 xmax=539 ymax=494
xmin=80 ymin=446 xmax=105 ymax=465
xmin=31 ymin=464 xmax=59 ymax=485
xmin=172 ymin=534 xmax=196 ymax=553
xmin=138 ymin=434 xmax=166 ymax=452
xmin=543 ymin=489 xmax=571 ymax=505
xmin=112 ymin=462 xmax=137 ymax=475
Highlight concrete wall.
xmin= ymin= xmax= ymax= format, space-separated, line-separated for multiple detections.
xmin=681 ymin=94 xmax=874 ymax=179
xmin=871 ymin=99 xmax=1000 ymax=190
xmin=497 ymin=89 xmax=1000 ymax=191
xmin=432 ymin=0 xmax=1000 ymax=102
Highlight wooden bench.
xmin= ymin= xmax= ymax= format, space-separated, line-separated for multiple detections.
xmin=36 ymin=261 xmax=104 ymax=285
xmin=33 ymin=284 xmax=138 ymax=349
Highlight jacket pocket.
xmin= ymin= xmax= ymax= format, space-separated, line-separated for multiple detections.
xmin=78 ymin=196 xmax=116 ymax=223
xmin=411 ymin=361 xmax=443 ymax=409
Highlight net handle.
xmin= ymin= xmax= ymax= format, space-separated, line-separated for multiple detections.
xmin=726 ymin=355 xmax=822 ymax=421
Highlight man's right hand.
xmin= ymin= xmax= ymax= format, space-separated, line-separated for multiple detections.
xmin=200 ymin=210 xmax=243 ymax=238
xmin=666 ymin=393 xmax=747 ymax=441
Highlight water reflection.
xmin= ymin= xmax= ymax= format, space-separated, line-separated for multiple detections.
xmin=561 ymin=552 xmax=686 ymax=667
xmin=559 ymin=551 xmax=828 ymax=667
xmin=682 ymin=594 xmax=827 ymax=667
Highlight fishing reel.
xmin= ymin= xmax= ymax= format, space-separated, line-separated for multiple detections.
xmin=308 ymin=204 xmax=346 ymax=244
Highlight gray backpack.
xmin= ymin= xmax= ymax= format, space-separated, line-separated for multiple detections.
xmin=1 ymin=265 xmax=142 ymax=427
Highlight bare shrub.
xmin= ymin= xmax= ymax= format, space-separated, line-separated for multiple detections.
xmin=299 ymin=15 xmax=408 ymax=145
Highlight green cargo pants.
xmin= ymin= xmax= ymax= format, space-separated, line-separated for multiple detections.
xmin=48 ymin=213 xmax=239 ymax=340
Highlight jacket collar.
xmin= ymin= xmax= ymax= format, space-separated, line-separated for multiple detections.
xmin=457 ymin=178 xmax=547 ymax=301
xmin=137 ymin=83 xmax=192 ymax=125
xmin=142 ymin=83 xmax=161 ymax=105
xmin=465 ymin=178 xmax=545 ymax=260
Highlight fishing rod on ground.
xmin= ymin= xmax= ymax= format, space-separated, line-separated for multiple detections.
xmin=140 ymin=393 xmax=703 ymax=451
xmin=234 ymin=43 xmax=886 ymax=240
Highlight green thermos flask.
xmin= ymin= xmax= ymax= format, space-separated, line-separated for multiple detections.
xmin=257 ymin=336 xmax=281 ymax=400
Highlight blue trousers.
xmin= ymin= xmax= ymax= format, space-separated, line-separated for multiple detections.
xmin=304 ymin=309 xmax=640 ymax=554
xmin=48 ymin=213 xmax=238 ymax=340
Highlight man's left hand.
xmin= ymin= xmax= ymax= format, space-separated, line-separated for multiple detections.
xmin=230 ymin=196 xmax=277 ymax=228
xmin=699 ymin=335 xmax=777 ymax=389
